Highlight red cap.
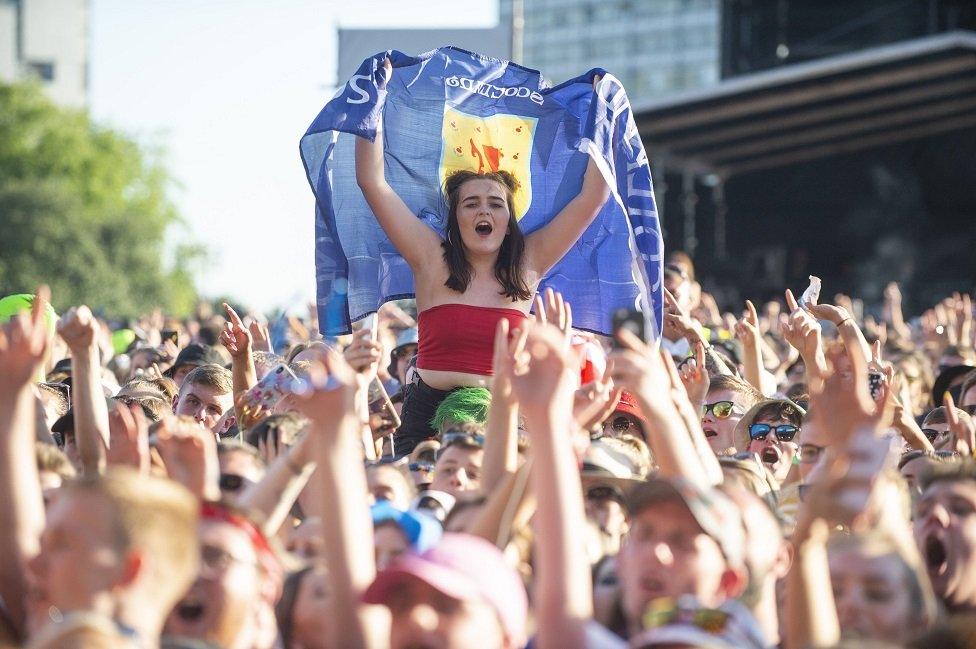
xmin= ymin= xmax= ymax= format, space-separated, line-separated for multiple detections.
xmin=614 ymin=390 xmax=647 ymax=423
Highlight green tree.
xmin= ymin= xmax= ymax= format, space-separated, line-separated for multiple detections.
xmin=0 ymin=80 xmax=201 ymax=316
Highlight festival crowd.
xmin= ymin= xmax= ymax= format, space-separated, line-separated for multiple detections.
xmin=1 ymin=119 xmax=976 ymax=648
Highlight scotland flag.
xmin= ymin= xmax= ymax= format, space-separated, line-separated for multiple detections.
xmin=300 ymin=46 xmax=663 ymax=337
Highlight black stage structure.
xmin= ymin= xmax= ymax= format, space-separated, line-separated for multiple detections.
xmin=635 ymin=31 xmax=976 ymax=314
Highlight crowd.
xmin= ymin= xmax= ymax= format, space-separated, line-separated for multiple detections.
xmin=1 ymin=108 xmax=976 ymax=647
xmin=0 ymin=266 xmax=974 ymax=649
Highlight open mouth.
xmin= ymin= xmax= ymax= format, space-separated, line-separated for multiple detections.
xmin=925 ymin=535 xmax=949 ymax=575
xmin=761 ymin=446 xmax=780 ymax=465
xmin=475 ymin=221 xmax=493 ymax=235
xmin=175 ymin=597 xmax=207 ymax=622
xmin=702 ymin=427 xmax=717 ymax=438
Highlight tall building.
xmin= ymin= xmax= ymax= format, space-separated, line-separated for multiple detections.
xmin=721 ymin=0 xmax=976 ymax=78
xmin=0 ymin=0 xmax=89 ymax=107
xmin=499 ymin=0 xmax=720 ymax=103
xmin=336 ymin=26 xmax=511 ymax=82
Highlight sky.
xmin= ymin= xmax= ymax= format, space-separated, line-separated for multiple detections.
xmin=89 ymin=0 xmax=499 ymax=313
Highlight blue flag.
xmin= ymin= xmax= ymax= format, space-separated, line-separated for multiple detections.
xmin=300 ymin=46 xmax=663 ymax=337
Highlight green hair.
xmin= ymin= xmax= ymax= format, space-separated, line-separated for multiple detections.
xmin=431 ymin=387 xmax=492 ymax=431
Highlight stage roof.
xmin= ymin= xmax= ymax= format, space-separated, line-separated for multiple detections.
xmin=634 ymin=31 xmax=976 ymax=177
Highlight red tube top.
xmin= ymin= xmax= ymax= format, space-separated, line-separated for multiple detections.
xmin=416 ymin=304 xmax=529 ymax=375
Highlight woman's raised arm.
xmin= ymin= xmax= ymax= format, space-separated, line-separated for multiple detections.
xmin=355 ymin=124 xmax=442 ymax=271
xmin=525 ymin=155 xmax=610 ymax=276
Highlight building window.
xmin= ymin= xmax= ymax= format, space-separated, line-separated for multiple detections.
xmin=27 ymin=61 xmax=55 ymax=81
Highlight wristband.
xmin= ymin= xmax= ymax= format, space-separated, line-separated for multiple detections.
xmin=837 ymin=317 xmax=854 ymax=327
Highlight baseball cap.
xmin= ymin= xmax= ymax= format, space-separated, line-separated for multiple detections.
xmin=625 ymin=478 xmax=745 ymax=569
xmin=0 ymin=293 xmax=58 ymax=335
xmin=613 ymin=390 xmax=647 ymax=424
xmin=363 ymin=533 xmax=527 ymax=646
xmin=581 ymin=438 xmax=647 ymax=494
xmin=371 ymin=501 xmax=442 ymax=554
xmin=164 ymin=344 xmax=225 ymax=377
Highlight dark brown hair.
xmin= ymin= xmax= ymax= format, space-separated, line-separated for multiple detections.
xmin=442 ymin=170 xmax=531 ymax=301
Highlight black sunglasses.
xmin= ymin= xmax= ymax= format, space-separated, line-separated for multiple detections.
xmin=586 ymin=485 xmax=625 ymax=502
xmin=218 ymin=473 xmax=248 ymax=493
xmin=702 ymin=401 xmax=737 ymax=419
xmin=749 ymin=423 xmax=798 ymax=442
xmin=605 ymin=416 xmax=640 ymax=433
xmin=440 ymin=431 xmax=485 ymax=447
xmin=921 ymin=428 xmax=944 ymax=442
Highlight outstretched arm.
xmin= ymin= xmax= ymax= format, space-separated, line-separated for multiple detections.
xmin=58 ymin=306 xmax=110 ymax=476
xmin=0 ymin=290 xmax=50 ymax=637
xmin=509 ymin=323 xmax=593 ymax=649
xmin=526 ymin=156 xmax=610 ymax=276
xmin=354 ymin=62 xmax=442 ymax=272
xmin=296 ymin=351 xmax=386 ymax=649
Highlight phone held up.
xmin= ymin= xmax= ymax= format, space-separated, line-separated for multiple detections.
xmin=612 ymin=308 xmax=648 ymax=349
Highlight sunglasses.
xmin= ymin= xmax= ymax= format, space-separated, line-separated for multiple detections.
xmin=604 ymin=416 xmax=641 ymax=433
xmin=798 ymin=443 xmax=825 ymax=464
xmin=586 ymin=485 xmax=625 ymax=502
xmin=218 ymin=473 xmax=249 ymax=493
xmin=701 ymin=401 xmax=738 ymax=419
xmin=408 ymin=461 xmax=434 ymax=473
xmin=440 ymin=431 xmax=485 ymax=448
xmin=642 ymin=597 xmax=731 ymax=634
xmin=749 ymin=423 xmax=799 ymax=442
xmin=921 ymin=428 xmax=945 ymax=442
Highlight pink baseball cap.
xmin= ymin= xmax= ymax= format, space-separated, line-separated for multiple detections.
xmin=363 ymin=533 xmax=527 ymax=645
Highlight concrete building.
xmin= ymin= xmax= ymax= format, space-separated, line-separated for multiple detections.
xmin=500 ymin=0 xmax=720 ymax=102
xmin=0 ymin=0 xmax=89 ymax=107
xmin=337 ymin=25 xmax=511 ymax=82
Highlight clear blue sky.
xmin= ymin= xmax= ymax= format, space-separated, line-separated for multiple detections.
xmin=89 ymin=0 xmax=498 ymax=313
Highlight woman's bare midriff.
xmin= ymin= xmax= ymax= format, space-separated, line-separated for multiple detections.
xmin=416 ymin=367 xmax=492 ymax=391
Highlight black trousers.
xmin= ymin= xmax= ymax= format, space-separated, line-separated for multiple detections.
xmin=392 ymin=376 xmax=454 ymax=457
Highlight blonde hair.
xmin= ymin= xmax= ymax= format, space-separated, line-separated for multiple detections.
xmin=65 ymin=468 xmax=200 ymax=611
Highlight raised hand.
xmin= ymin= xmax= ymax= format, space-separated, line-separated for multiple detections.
xmin=155 ymin=416 xmax=220 ymax=501
xmin=783 ymin=289 xmax=824 ymax=362
xmin=342 ymin=327 xmax=383 ymax=377
xmin=806 ymin=300 xmax=852 ymax=327
xmin=57 ymin=304 xmax=99 ymax=353
xmin=107 ymin=402 xmax=150 ymax=474
xmin=248 ymin=318 xmax=274 ymax=353
xmin=943 ymin=393 xmax=975 ymax=457
xmin=219 ymin=302 xmax=252 ymax=358
xmin=508 ymin=322 xmax=578 ymax=421
xmin=734 ymin=299 xmax=761 ymax=346
xmin=292 ymin=349 xmax=361 ymax=426
xmin=0 ymin=286 xmax=52 ymax=393
xmin=678 ymin=340 xmax=710 ymax=406
xmin=663 ymin=287 xmax=700 ymax=343
xmin=533 ymin=288 xmax=573 ymax=350
xmin=491 ymin=318 xmax=529 ymax=401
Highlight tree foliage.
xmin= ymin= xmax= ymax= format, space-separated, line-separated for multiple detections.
xmin=0 ymin=80 xmax=200 ymax=316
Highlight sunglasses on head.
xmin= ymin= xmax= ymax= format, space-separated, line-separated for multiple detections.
xmin=440 ymin=431 xmax=485 ymax=448
xmin=749 ymin=423 xmax=798 ymax=442
xmin=408 ymin=461 xmax=434 ymax=473
xmin=702 ymin=401 xmax=737 ymax=419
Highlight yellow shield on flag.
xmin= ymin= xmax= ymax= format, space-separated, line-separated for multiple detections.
xmin=439 ymin=105 xmax=537 ymax=220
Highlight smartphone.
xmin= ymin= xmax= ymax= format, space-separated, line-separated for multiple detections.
xmin=368 ymin=376 xmax=401 ymax=431
xmin=798 ymin=275 xmax=822 ymax=309
xmin=362 ymin=313 xmax=378 ymax=342
xmin=239 ymin=364 xmax=299 ymax=417
xmin=161 ymin=329 xmax=179 ymax=346
xmin=868 ymin=371 xmax=884 ymax=401
xmin=612 ymin=308 xmax=647 ymax=348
